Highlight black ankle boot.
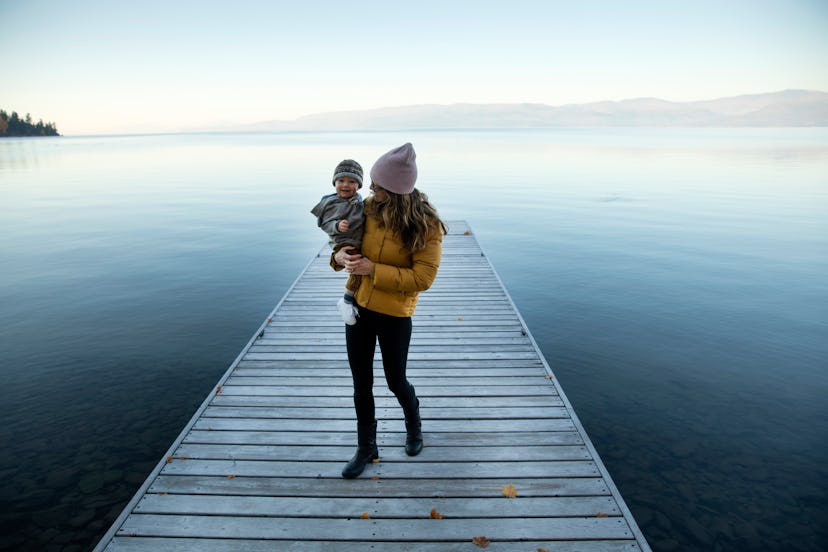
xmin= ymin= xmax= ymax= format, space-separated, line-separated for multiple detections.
xmin=404 ymin=399 xmax=423 ymax=456
xmin=342 ymin=421 xmax=378 ymax=479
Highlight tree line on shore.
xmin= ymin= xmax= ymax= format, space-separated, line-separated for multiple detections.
xmin=0 ymin=110 xmax=60 ymax=136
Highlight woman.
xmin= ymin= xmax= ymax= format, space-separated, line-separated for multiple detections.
xmin=332 ymin=143 xmax=448 ymax=479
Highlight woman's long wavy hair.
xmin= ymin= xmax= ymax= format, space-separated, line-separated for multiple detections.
xmin=370 ymin=188 xmax=448 ymax=252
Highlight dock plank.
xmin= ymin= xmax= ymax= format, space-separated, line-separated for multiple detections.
xmin=116 ymin=514 xmax=633 ymax=541
xmin=94 ymin=221 xmax=651 ymax=551
xmin=183 ymin=430 xmax=585 ymax=447
xmin=148 ymin=475 xmax=612 ymax=498
xmin=201 ymin=405 xmax=570 ymax=419
xmin=134 ymin=494 xmax=619 ymax=517
xmin=107 ymin=539 xmax=640 ymax=552
xmin=208 ymin=395 xmax=564 ymax=408
xmin=172 ymin=443 xmax=591 ymax=462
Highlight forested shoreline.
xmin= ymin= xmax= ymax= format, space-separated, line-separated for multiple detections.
xmin=1 ymin=110 xmax=60 ymax=136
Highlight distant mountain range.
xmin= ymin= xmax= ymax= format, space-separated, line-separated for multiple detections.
xmin=237 ymin=90 xmax=827 ymax=131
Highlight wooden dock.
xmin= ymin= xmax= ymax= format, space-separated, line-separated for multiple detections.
xmin=95 ymin=221 xmax=650 ymax=551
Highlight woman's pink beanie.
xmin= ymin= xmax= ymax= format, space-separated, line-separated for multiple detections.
xmin=370 ymin=143 xmax=417 ymax=195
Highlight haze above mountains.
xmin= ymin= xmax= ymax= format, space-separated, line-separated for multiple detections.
xmin=225 ymin=90 xmax=827 ymax=132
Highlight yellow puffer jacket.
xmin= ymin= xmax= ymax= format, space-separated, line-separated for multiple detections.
xmin=332 ymin=198 xmax=443 ymax=317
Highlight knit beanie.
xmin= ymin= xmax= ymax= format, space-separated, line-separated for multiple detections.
xmin=332 ymin=159 xmax=363 ymax=188
xmin=370 ymin=143 xmax=417 ymax=195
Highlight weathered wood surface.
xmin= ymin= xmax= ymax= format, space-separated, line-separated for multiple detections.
xmin=96 ymin=221 xmax=650 ymax=551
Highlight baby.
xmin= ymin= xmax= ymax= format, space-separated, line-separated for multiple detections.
xmin=311 ymin=159 xmax=364 ymax=325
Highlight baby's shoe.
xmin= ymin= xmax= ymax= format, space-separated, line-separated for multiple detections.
xmin=337 ymin=297 xmax=358 ymax=325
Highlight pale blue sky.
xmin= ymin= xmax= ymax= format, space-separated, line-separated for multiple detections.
xmin=2 ymin=0 xmax=827 ymax=134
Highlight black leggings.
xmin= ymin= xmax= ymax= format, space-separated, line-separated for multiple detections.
xmin=345 ymin=306 xmax=417 ymax=425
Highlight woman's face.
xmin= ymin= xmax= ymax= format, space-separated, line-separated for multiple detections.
xmin=370 ymin=181 xmax=389 ymax=203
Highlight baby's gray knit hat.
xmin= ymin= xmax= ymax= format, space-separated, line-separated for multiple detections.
xmin=333 ymin=159 xmax=363 ymax=188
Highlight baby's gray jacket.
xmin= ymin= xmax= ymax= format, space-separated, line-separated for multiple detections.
xmin=311 ymin=192 xmax=364 ymax=250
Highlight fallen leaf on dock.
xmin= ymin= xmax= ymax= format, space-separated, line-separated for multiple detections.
xmin=463 ymin=231 xmax=471 ymax=235
xmin=372 ymin=457 xmax=381 ymax=463
xmin=544 ymin=374 xmax=553 ymax=380
xmin=538 ymin=548 xmax=550 ymax=552
xmin=226 ymin=475 xmax=236 ymax=479
xmin=215 ymin=385 xmax=222 ymax=396
xmin=429 ymin=508 xmax=445 ymax=519
xmin=597 ymin=512 xmax=609 ymax=517
xmin=370 ymin=476 xmax=380 ymax=480
xmin=471 ymin=536 xmax=490 ymax=548
xmin=502 ymin=483 xmax=518 ymax=498
xmin=165 ymin=455 xmax=190 ymax=463
xmin=360 ymin=512 xmax=370 ymax=519
xmin=457 ymin=316 xmax=463 ymax=320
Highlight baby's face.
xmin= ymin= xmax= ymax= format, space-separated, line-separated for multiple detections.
xmin=334 ymin=177 xmax=360 ymax=199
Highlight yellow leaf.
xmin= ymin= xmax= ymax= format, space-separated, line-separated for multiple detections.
xmin=544 ymin=374 xmax=553 ymax=380
xmin=463 ymin=231 xmax=471 ymax=235
xmin=430 ymin=508 xmax=445 ymax=519
xmin=538 ymin=548 xmax=550 ymax=552
xmin=361 ymin=512 xmax=370 ymax=519
xmin=472 ymin=536 xmax=490 ymax=548
xmin=227 ymin=475 xmax=236 ymax=479
xmin=502 ymin=483 xmax=518 ymax=498
xmin=372 ymin=457 xmax=381 ymax=463
xmin=457 ymin=316 xmax=463 ymax=321
xmin=165 ymin=455 xmax=189 ymax=463
xmin=597 ymin=512 xmax=609 ymax=518
xmin=370 ymin=476 xmax=380 ymax=480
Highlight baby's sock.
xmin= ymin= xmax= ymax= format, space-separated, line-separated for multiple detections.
xmin=337 ymin=293 xmax=358 ymax=325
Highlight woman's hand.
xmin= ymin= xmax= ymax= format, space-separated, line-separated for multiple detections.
xmin=335 ymin=247 xmax=373 ymax=275
xmin=334 ymin=246 xmax=360 ymax=267
xmin=346 ymin=256 xmax=374 ymax=276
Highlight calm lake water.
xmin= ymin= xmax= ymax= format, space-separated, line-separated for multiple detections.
xmin=0 ymin=129 xmax=826 ymax=551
